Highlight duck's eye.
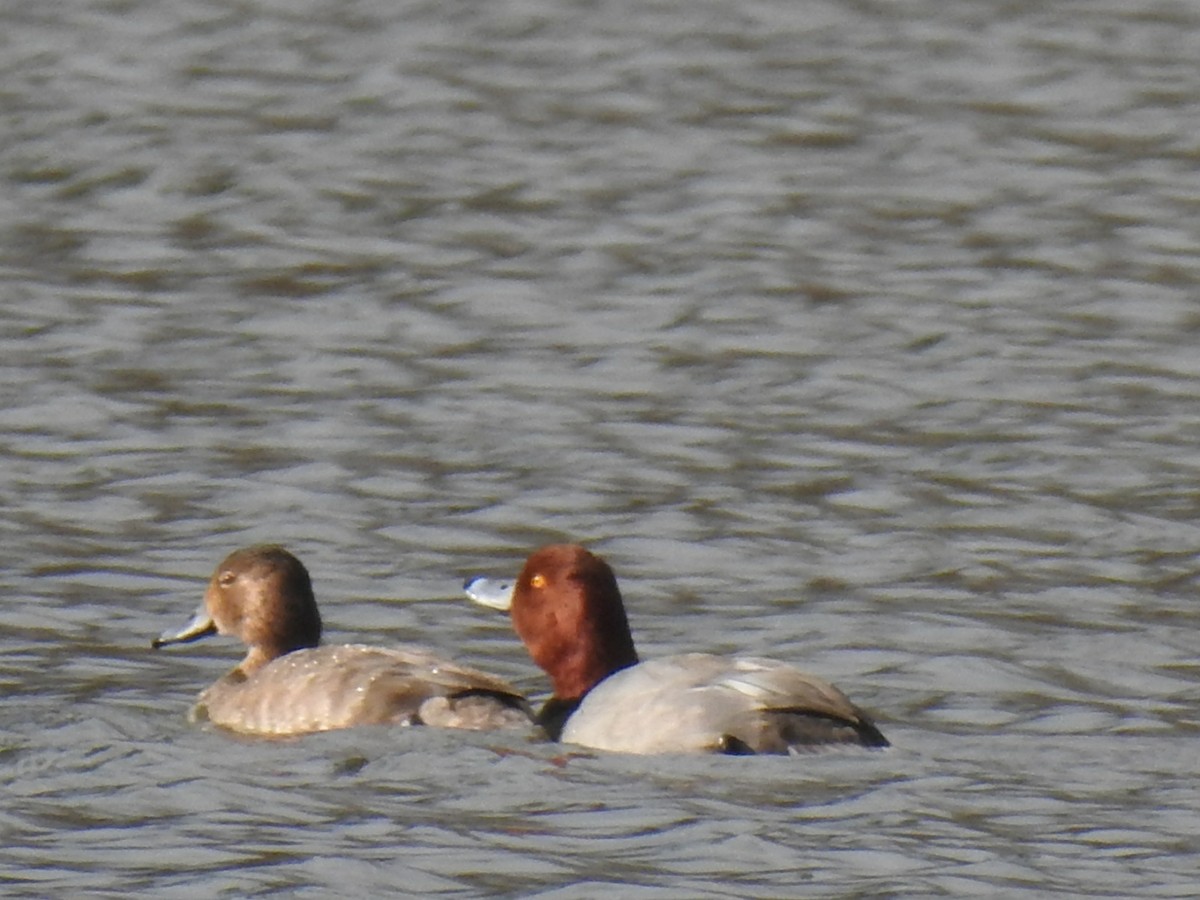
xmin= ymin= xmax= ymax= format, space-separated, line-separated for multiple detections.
xmin=530 ymin=573 xmax=546 ymax=589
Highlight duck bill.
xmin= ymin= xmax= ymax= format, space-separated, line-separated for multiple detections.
xmin=463 ymin=576 xmax=514 ymax=611
xmin=152 ymin=605 xmax=218 ymax=648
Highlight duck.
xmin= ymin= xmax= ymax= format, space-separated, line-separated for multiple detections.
xmin=154 ymin=544 xmax=533 ymax=737
xmin=465 ymin=543 xmax=888 ymax=755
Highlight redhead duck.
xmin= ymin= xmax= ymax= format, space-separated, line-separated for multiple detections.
xmin=154 ymin=545 xmax=533 ymax=737
xmin=465 ymin=544 xmax=888 ymax=755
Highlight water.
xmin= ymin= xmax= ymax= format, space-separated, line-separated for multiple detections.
xmin=2 ymin=0 xmax=1200 ymax=894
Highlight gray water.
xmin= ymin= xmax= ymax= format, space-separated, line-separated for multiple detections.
xmin=3 ymin=0 xmax=1200 ymax=895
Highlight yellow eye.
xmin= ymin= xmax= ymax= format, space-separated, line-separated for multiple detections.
xmin=530 ymin=573 xmax=546 ymax=589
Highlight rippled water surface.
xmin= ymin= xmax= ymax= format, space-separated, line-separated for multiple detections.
xmin=3 ymin=0 xmax=1200 ymax=895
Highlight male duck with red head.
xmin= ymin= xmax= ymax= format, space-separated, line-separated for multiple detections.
xmin=467 ymin=543 xmax=888 ymax=755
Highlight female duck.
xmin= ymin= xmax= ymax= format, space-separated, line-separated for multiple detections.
xmin=155 ymin=545 xmax=532 ymax=737
xmin=467 ymin=544 xmax=888 ymax=755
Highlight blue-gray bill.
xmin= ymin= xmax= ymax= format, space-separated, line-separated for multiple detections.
xmin=152 ymin=606 xmax=218 ymax=648
xmin=462 ymin=576 xmax=514 ymax=611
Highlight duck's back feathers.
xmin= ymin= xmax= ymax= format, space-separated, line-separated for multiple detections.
xmin=195 ymin=643 xmax=532 ymax=736
xmin=561 ymin=653 xmax=887 ymax=754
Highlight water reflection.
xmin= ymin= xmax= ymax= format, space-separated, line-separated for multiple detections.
xmin=2 ymin=0 xmax=1199 ymax=894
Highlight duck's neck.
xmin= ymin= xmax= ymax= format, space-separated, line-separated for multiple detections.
xmin=541 ymin=652 xmax=638 ymax=739
xmin=545 ymin=641 xmax=638 ymax=704
xmin=238 ymin=640 xmax=308 ymax=676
